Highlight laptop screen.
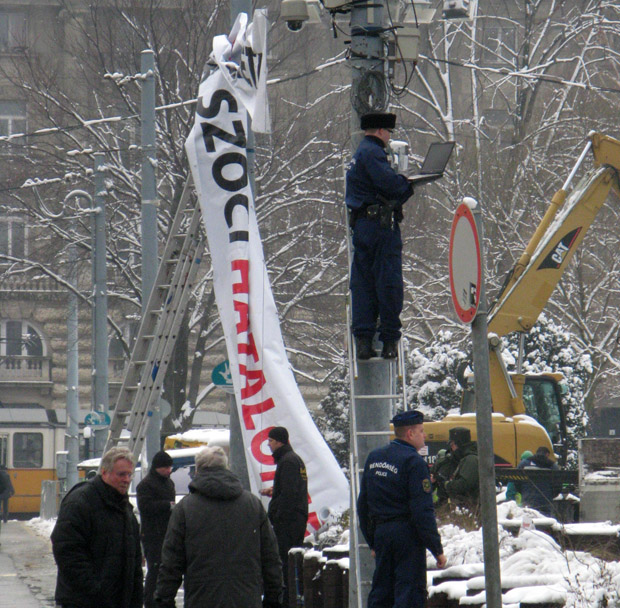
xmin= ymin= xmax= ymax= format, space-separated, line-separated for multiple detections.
xmin=420 ymin=141 xmax=455 ymax=175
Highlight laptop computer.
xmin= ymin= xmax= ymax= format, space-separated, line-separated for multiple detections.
xmin=407 ymin=141 xmax=455 ymax=185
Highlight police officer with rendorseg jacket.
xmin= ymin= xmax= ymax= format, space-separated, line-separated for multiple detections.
xmin=345 ymin=112 xmax=414 ymax=361
xmin=357 ymin=410 xmax=447 ymax=608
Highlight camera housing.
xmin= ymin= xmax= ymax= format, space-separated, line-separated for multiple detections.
xmin=281 ymin=0 xmax=310 ymax=31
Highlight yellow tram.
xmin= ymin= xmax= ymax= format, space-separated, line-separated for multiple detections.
xmin=0 ymin=408 xmax=66 ymax=517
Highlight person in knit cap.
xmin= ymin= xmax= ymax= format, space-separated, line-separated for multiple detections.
xmin=259 ymin=426 xmax=308 ymax=606
xmin=137 ymin=450 xmax=176 ymax=608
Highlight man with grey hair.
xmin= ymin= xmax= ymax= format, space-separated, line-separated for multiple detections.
xmin=51 ymin=446 xmax=143 ymax=608
xmin=155 ymin=446 xmax=283 ymax=608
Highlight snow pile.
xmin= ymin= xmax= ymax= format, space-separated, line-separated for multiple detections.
xmin=436 ymin=502 xmax=620 ymax=608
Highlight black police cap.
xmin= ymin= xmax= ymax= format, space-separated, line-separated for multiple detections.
xmin=360 ymin=112 xmax=396 ymax=130
xmin=391 ymin=410 xmax=424 ymax=427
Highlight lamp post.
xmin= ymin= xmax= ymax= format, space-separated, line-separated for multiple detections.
xmin=63 ymin=189 xmax=93 ymax=489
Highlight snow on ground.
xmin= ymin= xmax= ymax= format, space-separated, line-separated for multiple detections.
xmin=26 ymin=501 xmax=620 ymax=607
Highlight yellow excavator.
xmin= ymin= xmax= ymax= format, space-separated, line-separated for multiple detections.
xmin=423 ymin=132 xmax=620 ymax=467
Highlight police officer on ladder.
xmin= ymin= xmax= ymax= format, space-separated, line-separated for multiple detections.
xmin=357 ymin=410 xmax=447 ymax=608
xmin=346 ymin=112 xmax=414 ymax=360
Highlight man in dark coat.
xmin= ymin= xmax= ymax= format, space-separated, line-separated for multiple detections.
xmin=0 ymin=464 xmax=15 ymax=526
xmin=516 ymin=446 xmax=559 ymax=516
xmin=260 ymin=426 xmax=308 ymax=606
xmin=357 ymin=410 xmax=446 ymax=608
xmin=445 ymin=427 xmax=479 ymax=508
xmin=137 ymin=450 xmax=176 ymax=608
xmin=154 ymin=446 xmax=282 ymax=608
xmin=51 ymin=447 xmax=143 ymax=608
xmin=345 ymin=112 xmax=414 ymax=360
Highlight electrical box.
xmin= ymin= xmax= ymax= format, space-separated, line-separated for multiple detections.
xmin=443 ymin=0 xmax=471 ymax=19
xmin=389 ymin=140 xmax=409 ymax=172
xmin=390 ymin=25 xmax=420 ymax=62
xmin=56 ymin=450 xmax=68 ymax=480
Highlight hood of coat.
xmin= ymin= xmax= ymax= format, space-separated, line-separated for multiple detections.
xmin=189 ymin=466 xmax=244 ymax=500
xmin=453 ymin=441 xmax=478 ymax=461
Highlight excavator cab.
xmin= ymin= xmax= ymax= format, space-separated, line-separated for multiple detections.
xmin=522 ymin=375 xmax=568 ymax=465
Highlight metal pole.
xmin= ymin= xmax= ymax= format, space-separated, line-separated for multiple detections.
xmin=227 ymin=0 xmax=254 ymax=483
xmin=348 ymin=2 xmax=390 ymax=607
xmin=349 ymin=361 xmax=394 ymax=608
xmin=65 ymin=191 xmax=90 ymax=489
xmin=470 ymin=199 xmax=502 ymax=608
xmin=227 ymin=391 xmax=250 ymax=489
xmin=93 ymin=153 xmax=109 ymax=458
xmin=141 ymin=49 xmax=161 ymax=464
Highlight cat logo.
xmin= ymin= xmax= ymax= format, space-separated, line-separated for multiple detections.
xmin=538 ymin=227 xmax=582 ymax=270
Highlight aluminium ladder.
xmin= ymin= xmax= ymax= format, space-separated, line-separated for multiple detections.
xmin=345 ymin=206 xmax=408 ymax=608
xmin=103 ymin=175 xmax=205 ymax=463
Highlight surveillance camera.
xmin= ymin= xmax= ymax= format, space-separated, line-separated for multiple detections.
xmin=281 ymin=0 xmax=309 ymax=31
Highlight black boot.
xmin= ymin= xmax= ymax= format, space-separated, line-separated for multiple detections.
xmin=381 ymin=340 xmax=398 ymax=359
xmin=355 ymin=336 xmax=376 ymax=360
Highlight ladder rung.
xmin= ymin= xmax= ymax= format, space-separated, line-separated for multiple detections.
xmin=354 ymin=431 xmax=392 ymax=436
xmin=114 ymin=410 xmax=131 ymax=417
xmin=353 ymin=394 xmax=402 ymax=399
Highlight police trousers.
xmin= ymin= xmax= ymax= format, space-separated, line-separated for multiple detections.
xmin=350 ymin=218 xmax=403 ymax=343
xmin=368 ymin=520 xmax=427 ymax=608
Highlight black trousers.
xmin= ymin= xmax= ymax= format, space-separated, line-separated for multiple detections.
xmin=143 ymin=538 xmax=164 ymax=608
xmin=273 ymin=514 xmax=307 ymax=607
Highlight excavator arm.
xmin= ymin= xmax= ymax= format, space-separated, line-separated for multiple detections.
xmin=488 ymin=132 xmax=620 ymax=337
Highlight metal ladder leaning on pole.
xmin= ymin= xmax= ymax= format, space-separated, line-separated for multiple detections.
xmin=345 ymin=206 xmax=408 ymax=608
xmin=103 ymin=174 xmax=205 ymax=463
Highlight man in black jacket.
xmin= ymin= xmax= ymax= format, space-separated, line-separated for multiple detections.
xmin=137 ymin=450 xmax=176 ymax=608
xmin=260 ymin=426 xmax=308 ymax=606
xmin=51 ymin=447 xmax=143 ymax=608
xmin=155 ymin=446 xmax=282 ymax=608
xmin=0 ymin=464 xmax=14 ymax=527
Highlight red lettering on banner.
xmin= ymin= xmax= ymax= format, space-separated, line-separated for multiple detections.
xmin=243 ymin=398 xmax=276 ymax=430
xmin=307 ymin=511 xmax=320 ymax=533
xmin=232 ymin=259 xmax=249 ymax=293
xmin=239 ymin=365 xmax=267 ymax=399
xmin=260 ymin=470 xmax=276 ymax=482
xmin=234 ymin=300 xmax=249 ymax=333
xmin=238 ymin=332 xmax=259 ymax=362
xmin=250 ymin=427 xmax=275 ymax=465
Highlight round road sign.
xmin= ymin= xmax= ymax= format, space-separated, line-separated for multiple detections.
xmin=449 ymin=201 xmax=481 ymax=324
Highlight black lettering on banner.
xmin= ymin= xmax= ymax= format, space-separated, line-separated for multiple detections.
xmin=213 ymin=152 xmax=248 ymax=192
xmin=196 ymin=89 xmax=238 ymax=119
xmin=201 ymin=120 xmax=247 ymax=153
xmin=225 ymin=194 xmax=249 ymax=242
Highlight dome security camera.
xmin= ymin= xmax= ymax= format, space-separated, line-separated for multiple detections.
xmin=281 ymin=0 xmax=310 ymax=31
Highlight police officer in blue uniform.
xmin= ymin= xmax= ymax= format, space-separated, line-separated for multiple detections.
xmin=345 ymin=112 xmax=414 ymax=360
xmin=357 ymin=410 xmax=447 ymax=608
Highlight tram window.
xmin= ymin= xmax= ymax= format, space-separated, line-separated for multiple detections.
xmin=0 ymin=434 xmax=7 ymax=467
xmin=13 ymin=432 xmax=43 ymax=468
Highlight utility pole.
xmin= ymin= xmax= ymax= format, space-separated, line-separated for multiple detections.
xmin=224 ymin=0 xmax=254 ymax=491
xmin=92 ymin=153 xmax=109 ymax=457
xmin=470 ymin=200 xmax=502 ymax=608
xmin=65 ymin=190 xmax=91 ymax=489
xmin=141 ymin=49 xmax=160 ymax=465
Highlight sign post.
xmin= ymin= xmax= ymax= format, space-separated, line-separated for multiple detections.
xmin=449 ymin=197 xmax=502 ymax=608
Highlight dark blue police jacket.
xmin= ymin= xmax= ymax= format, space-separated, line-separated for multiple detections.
xmin=357 ymin=439 xmax=443 ymax=557
xmin=345 ymin=136 xmax=413 ymax=211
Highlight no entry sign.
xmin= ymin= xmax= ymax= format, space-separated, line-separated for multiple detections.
xmin=449 ymin=201 xmax=481 ymax=323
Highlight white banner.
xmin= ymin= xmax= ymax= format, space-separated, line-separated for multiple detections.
xmin=185 ymin=11 xmax=349 ymax=532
